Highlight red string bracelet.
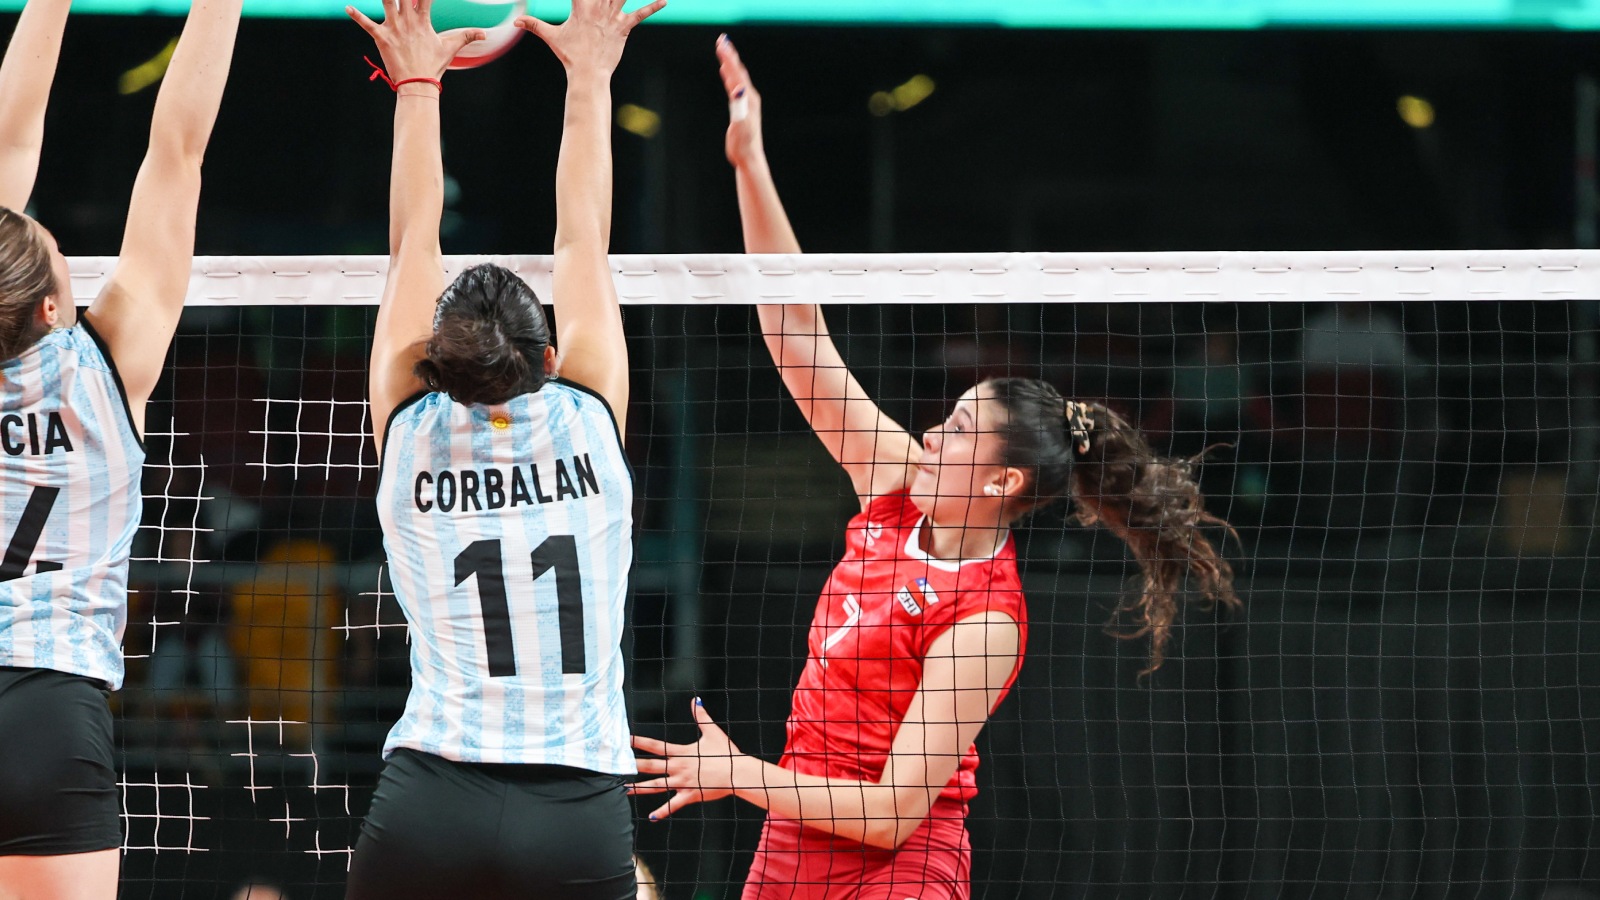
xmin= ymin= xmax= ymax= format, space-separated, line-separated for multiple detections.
xmin=365 ymin=56 xmax=442 ymax=94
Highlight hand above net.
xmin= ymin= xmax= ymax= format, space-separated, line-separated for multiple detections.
xmin=347 ymin=0 xmax=484 ymax=86
xmin=716 ymin=34 xmax=766 ymax=169
xmin=515 ymin=0 xmax=667 ymax=76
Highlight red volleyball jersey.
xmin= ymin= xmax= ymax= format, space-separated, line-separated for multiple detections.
xmin=779 ymin=489 xmax=1029 ymax=810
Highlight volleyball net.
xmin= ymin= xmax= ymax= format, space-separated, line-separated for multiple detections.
xmin=79 ymin=251 xmax=1600 ymax=900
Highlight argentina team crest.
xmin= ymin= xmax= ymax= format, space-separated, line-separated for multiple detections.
xmin=896 ymin=577 xmax=940 ymax=616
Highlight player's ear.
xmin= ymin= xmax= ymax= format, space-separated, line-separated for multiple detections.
xmin=543 ymin=345 xmax=558 ymax=376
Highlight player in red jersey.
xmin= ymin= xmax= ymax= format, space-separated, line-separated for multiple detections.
xmin=628 ymin=37 xmax=1242 ymax=900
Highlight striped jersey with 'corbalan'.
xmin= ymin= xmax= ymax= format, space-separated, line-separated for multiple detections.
xmin=376 ymin=379 xmax=634 ymax=773
xmin=0 ymin=321 xmax=144 ymax=689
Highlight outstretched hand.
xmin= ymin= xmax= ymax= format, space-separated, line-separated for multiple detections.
xmin=715 ymin=34 xmax=765 ymax=168
xmin=515 ymin=0 xmax=666 ymax=76
xmin=629 ymin=698 xmax=743 ymax=821
xmin=347 ymin=0 xmax=483 ymax=84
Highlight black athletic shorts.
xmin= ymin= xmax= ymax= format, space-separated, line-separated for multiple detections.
xmin=346 ymin=748 xmax=636 ymax=900
xmin=0 ymin=666 xmax=121 ymax=855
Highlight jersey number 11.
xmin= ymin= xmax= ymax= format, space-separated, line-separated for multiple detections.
xmin=454 ymin=535 xmax=586 ymax=678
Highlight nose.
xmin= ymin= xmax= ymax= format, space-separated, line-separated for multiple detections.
xmin=922 ymin=427 xmax=941 ymax=453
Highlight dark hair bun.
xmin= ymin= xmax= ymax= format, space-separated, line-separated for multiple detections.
xmin=415 ymin=264 xmax=551 ymax=406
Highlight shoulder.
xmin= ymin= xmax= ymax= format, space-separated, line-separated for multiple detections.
xmin=934 ymin=554 xmax=1027 ymax=621
xmin=840 ymin=489 xmax=920 ymax=554
xmin=547 ymin=377 xmax=619 ymax=419
xmin=42 ymin=323 xmax=106 ymax=366
xmin=856 ymin=488 xmax=920 ymax=528
xmin=543 ymin=376 xmax=627 ymax=452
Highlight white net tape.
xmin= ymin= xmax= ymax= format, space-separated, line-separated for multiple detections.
xmin=66 ymin=250 xmax=1600 ymax=306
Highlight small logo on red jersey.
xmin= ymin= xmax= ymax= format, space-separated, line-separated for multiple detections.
xmin=897 ymin=578 xmax=940 ymax=616
xmin=864 ymin=521 xmax=884 ymax=544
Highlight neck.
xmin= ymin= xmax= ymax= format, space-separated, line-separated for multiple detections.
xmin=920 ymin=514 xmax=1010 ymax=562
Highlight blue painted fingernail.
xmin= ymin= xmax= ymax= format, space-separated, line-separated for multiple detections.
xmin=649 ymin=814 xmax=658 ymax=821
xmin=734 ymin=88 xmax=746 ymax=99
xmin=693 ymin=696 xmax=703 ymax=707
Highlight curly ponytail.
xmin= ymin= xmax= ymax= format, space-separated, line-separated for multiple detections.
xmin=1069 ymin=402 xmax=1240 ymax=675
xmin=985 ymin=378 xmax=1240 ymax=675
xmin=415 ymin=263 xmax=551 ymax=406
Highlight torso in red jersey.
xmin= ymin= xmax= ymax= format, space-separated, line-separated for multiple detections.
xmin=779 ymin=489 xmax=1029 ymax=812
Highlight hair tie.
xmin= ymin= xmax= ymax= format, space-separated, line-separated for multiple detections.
xmin=1065 ymin=401 xmax=1095 ymax=455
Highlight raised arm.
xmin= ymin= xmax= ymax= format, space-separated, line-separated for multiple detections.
xmin=0 ymin=0 xmax=71 ymax=209
xmin=632 ymin=612 xmax=1021 ymax=849
xmin=348 ymin=0 xmax=483 ymax=446
xmin=518 ymin=0 xmax=665 ymax=434
xmin=81 ymin=0 xmax=241 ymax=432
xmin=718 ymin=37 xmax=917 ymax=505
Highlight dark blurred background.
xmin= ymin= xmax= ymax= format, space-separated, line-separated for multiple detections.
xmin=7 ymin=10 xmax=1600 ymax=900
xmin=14 ymin=19 xmax=1600 ymax=256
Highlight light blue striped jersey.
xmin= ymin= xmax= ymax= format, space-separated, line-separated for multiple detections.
xmin=376 ymin=379 xmax=634 ymax=773
xmin=0 ymin=321 xmax=145 ymax=689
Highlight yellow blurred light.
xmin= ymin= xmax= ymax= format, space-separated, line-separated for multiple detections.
xmin=1397 ymin=95 xmax=1435 ymax=129
xmin=870 ymin=76 xmax=938 ymax=117
xmin=616 ymin=104 xmax=661 ymax=139
xmin=118 ymin=37 xmax=178 ymax=96
xmin=890 ymin=75 xmax=936 ymax=112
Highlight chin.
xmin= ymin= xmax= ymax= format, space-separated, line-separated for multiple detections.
xmin=907 ymin=472 xmax=936 ymax=515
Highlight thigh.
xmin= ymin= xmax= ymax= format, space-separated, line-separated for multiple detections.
xmin=744 ymin=819 xmax=875 ymax=900
xmin=853 ymin=824 xmax=970 ymax=900
xmin=495 ymin=767 xmax=636 ymax=900
xmin=346 ymin=750 xmax=507 ymax=900
xmin=0 ymin=667 xmax=120 ymax=855
xmin=347 ymin=752 xmax=637 ymax=900
xmin=0 ymin=847 xmax=119 ymax=900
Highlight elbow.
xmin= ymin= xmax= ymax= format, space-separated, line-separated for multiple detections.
xmin=861 ymin=788 xmax=933 ymax=850
xmin=146 ymin=131 xmax=208 ymax=173
xmin=861 ymin=819 xmax=919 ymax=851
xmin=552 ymin=232 xmax=608 ymax=258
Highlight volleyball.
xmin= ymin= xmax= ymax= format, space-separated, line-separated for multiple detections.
xmin=431 ymin=0 xmax=526 ymax=69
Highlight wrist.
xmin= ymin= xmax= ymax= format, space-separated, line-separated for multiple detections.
xmin=733 ymin=152 xmax=771 ymax=175
xmin=564 ymin=62 xmax=616 ymax=84
xmin=730 ymin=753 xmax=764 ymax=802
xmin=397 ymin=82 xmax=442 ymax=99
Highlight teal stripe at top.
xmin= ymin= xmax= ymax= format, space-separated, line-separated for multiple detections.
xmin=4 ymin=0 xmax=1599 ymax=28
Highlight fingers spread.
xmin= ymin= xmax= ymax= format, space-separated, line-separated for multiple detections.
xmin=347 ymin=6 xmax=382 ymax=36
xmin=626 ymin=777 xmax=670 ymax=793
xmin=628 ymin=0 xmax=668 ymax=28
xmin=513 ymin=14 xmax=552 ymax=39
xmin=649 ymin=790 xmax=703 ymax=822
xmin=691 ymin=698 xmax=722 ymax=734
xmin=446 ymin=27 xmax=486 ymax=55
xmin=631 ymin=734 xmax=670 ymax=756
xmin=633 ymin=757 xmax=668 ymax=775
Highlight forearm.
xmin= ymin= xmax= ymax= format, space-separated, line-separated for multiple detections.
xmin=146 ymin=0 xmax=242 ymax=162
xmin=742 ymin=150 xmax=823 ymax=372
xmin=730 ymin=755 xmax=932 ymax=850
xmin=0 ymin=0 xmax=71 ymax=205
xmin=389 ymin=89 xmax=445 ymax=254
xmin=735 ymin=155 xmax=800 ymax=254
xmin=554 ymin=69 xmax=613 ymax=253
xmin=0 ymin=0 xmax=71 ymax=150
